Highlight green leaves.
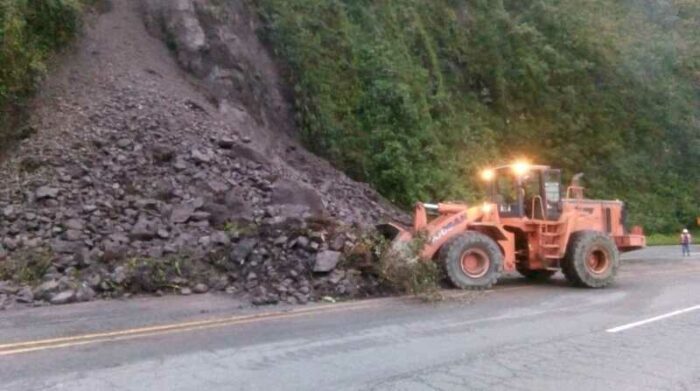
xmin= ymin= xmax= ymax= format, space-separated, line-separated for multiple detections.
xmin=0 ymin=0 xmax=84 ymax=148
xmin=247 ymin=1 xmax=700 ymax=232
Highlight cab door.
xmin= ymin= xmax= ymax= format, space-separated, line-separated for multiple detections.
xmin=542 ymin=169 xmax=562 ymax=220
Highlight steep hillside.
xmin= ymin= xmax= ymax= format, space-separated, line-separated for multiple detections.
xmin=255 ymin=0 xmax=700 ymax=232
xmin=0 ymin=0 xmax=403 ymax=309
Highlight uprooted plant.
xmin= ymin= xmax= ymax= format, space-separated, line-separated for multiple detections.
xmin=373 ymin=231 xmax=443 ymax=301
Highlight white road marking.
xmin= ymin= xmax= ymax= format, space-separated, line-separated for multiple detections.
xmin=606 ymin=305 xmax=700 ymax=333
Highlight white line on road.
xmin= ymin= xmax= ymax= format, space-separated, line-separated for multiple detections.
xmin=606 ymin=305 xmax=700 ymax=333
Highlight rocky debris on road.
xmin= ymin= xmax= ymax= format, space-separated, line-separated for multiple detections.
xmin=0 ymin=218 xmax=391 ymax=310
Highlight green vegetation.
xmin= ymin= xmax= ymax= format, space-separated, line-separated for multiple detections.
xmin=254 ymin=0 xmax=700 ymax=233
xmin=375 ymin=232 xmax=443 ymax=299
xmin=0 ymin=0 xmax=84 ymax=147
xmin=0 ymin=247 xmax=53 ymax=283
xmin=647 ymin=230 xmax=697 ymax=246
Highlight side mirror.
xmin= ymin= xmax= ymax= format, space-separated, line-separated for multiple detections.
xmin=571 ymin=173 xmax=584 ymax=187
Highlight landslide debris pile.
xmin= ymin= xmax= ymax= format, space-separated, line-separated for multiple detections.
xmin=0 ymin=0 xmax=402 ymax=309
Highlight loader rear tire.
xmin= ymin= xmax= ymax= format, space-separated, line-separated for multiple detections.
xmin=516 ymin=265 xmax=556 ymax=281
xmin=562 ymin=231 xmax=619 ymax=288
xmin=441 ymin=232 xmax=503 ymax=290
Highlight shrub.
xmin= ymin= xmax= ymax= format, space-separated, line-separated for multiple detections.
xmin=375 ymin=232 xmax=443 ymax=300
xmin=0 ymin=0 xmax=83 ymax=148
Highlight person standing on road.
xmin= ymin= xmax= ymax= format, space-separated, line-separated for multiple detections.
xmin=680 ymin=229 xmax=692 ymax=256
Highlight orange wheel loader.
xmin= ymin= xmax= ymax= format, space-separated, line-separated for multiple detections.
xmin=380 ymin=162 xmax=646 ymax=289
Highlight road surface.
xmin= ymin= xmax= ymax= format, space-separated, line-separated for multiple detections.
xmin=1 ymin=246 xmax=699 ymax=390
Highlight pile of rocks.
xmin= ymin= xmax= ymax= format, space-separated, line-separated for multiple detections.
xmin=0 ymin=217 xmax=387 ymax=309
xmin=0 ymin=0 xmax=403 ymax=309
xmin=0 ymin=87 xmax=393 ymax=309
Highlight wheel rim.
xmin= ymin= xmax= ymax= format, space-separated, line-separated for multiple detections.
xmin=460 ymin=249 xmax=490 ymax=278
xmin=586 ymin=247 xmax=610 ymax=275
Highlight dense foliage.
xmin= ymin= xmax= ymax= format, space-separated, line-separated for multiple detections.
xmin=255 ymin=0 xmax=700 ymax=232
xmin=0 ymin=0 xmax=83 ymax=146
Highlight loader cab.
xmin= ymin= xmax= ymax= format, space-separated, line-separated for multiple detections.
xmin=484 ymin=164 xmax=562 ymax=220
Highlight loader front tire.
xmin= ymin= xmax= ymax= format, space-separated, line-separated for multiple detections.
xmin=562 ymin=231 xmax=619 ymax=288
xmin=441 ymin=232 xmax=503 ymax=290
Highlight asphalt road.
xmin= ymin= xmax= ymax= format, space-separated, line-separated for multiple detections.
xmin=1 ymin=245 xmax=700 ymax=390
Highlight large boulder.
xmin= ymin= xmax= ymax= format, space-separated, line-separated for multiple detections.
xmin=142 ymin=0 xmax=208 ymax=76
xmin=269 ymin=179 xmax=326 ymax=218
xmin=314 ymin=250 xmax=342 ymax=273
xmin=50 ymin=290 xmax=76 ymax=305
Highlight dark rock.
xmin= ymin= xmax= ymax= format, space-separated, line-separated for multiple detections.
xmin=50 ymin=290 xmax=76 ymax=305
xmin=103 ymin=241 xmax=128 ymax=262
xmin=294 ymin=236 xmax=310 ymax=249
xmin=330 ymin=235 xmax=346 ymax=251
xmin=109 ymin=233 xmax=130 ymax=244
xmin=207 ymin=180 xmax=229 ymax=194
xmin=179 ymin=287 xmax=192 ymax=296
xmin=2 ymin=237 xmax=19 ymax=251
xmin=15 ymin=286 xmax=34 ymax=303
xmin=328 ymin=269 xmax=345 ymax=285
xmin=85 ymin=273 xmax=102 ymax=289
xmin=217 ymin=137 xmax=236 ymax=149
xmin=157 ymin=228 xmax=170 ymax=239
xmin=2 ymin=205 xmax=16 ymax=220
xmin=0 ymin=281 xmax=19 ymax=295
xmin=171 ymin=203 xmax=196 ymax=224
xmin=190 ymin=211 xmax=211 ymax=221
xmin=76 ymin=284 xmax=96 ymax=302
xmin=147 ymin=246 xmax=164 ymax=258
xmin=51 ymin=240 xmax=81 ymax=254
xmin=36 ymin=186 xmax=60 ymax=200
xmin=151 ymin=144 xmax=175 ymax=162
xmin=116 ymin=138 xmax=132 ymax=149
xmin=193 ymin=283 xmax=209 ymax=294
xmin=270 ymin=179 xmax=326 ymax=218
xmin=130 ymin=219 xmax=157 ymax=241
xmin=211 ymin=231 xmax=230 ymax=246
xmin=23 ymin=237 xmax=42 ymax=249
xmin=34 ymin=280 xmax=60 ymax=300
xmin=198 ymin=236 xmax=211 ymax=246
xmin=294 ymin=292 xmax=309 ymax=304
xmin=230 ymin=238 xmax=258 ymax=263
xmin=64 ymin=219 xmax=84 ymax=230
xmin=135 ymin=198 xmax=160 ymax=210
xmin=191 ymin=148 xmax=213 ymax=164
xmin=314 ymin=250 xmax=341 ymax=272
xmin=173 ymin=157 xmax=188 ymax=171
xmin=64 ymin=229 xmax=83 ymax=241
xmin=111 ymin=266 xmax=127 ymax=285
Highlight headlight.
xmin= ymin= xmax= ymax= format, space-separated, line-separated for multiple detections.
xmin=512 ymin=161 xmax=530 ymax=176
xmin=480 ymin=169 xmax=495 ymax=181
